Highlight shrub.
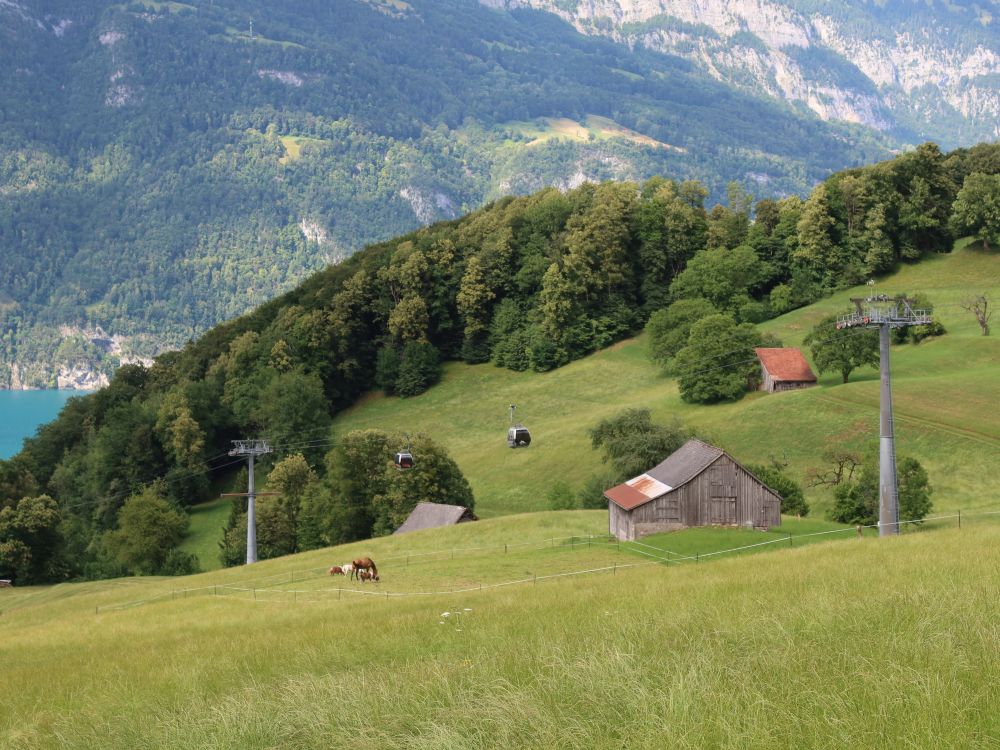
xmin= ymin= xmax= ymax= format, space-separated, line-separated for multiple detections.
xmin=746 ymin=464 xmax=809 ymax=516
xmin=547 ymin=481 xmax=577 ymax=510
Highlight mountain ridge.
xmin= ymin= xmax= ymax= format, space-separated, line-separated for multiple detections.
xmin=482 ymin=0 xmax=1000 ymax=143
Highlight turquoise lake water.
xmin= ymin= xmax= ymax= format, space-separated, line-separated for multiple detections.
xmin=0 ymin=390 xmax=87 ymax=460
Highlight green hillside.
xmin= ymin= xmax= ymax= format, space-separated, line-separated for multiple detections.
xmin=0 ymin=0 xmax=894 ymax=385
xmin=1 ymin=510 xmax=997 ymax=747
xmin=178 ymin=239 xmax=998 ymax=568
xmin=329 ymin=241 xmax=1000 ymax=519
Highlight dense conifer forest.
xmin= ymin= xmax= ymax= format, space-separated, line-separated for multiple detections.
xmin=1 ymin=141 xmax=998 ymax=582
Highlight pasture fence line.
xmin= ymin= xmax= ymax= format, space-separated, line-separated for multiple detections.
xmin=92 ymin=509 xmax=1000 ymax=613
xmin=216 ymin=533 xmax=617 ymax=591
xmin=171 ymin=561 xmax=663 ymax=606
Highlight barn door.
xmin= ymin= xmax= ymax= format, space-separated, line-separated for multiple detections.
xmin=709 ymin=465 xmax=737 ymax=524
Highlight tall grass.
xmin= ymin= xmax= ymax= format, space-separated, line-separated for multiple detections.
xmin=2 ymin=519 xmax=997 ymax=748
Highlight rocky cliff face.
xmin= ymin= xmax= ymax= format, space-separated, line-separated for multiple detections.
xmin=482 ymin=0 xmax=999 ymax=144
xmin=2 ymin=324 xmax=157 ymax=390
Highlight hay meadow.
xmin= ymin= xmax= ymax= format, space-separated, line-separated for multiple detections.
xmin=2 ymin=512 xmax=998 ymax=748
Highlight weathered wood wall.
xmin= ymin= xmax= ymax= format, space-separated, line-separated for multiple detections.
xmin=611 ymin=455 xmax=781 ymax=541
xmin=760 ymin=365 xmax=815 ymax=393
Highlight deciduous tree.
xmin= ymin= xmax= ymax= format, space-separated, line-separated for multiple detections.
xmin=104 ymin=484 xmax=188 ymax=575
xmin=804 ymin=314 xmax=879 ymax=384
xmin=674 ymin=314 xmax=764 ymax=402
xmin=950 ymin=172 xmax=1000 ymax=251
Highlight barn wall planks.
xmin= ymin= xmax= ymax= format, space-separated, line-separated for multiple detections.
xmin=610 ymin=455 xmax=781 ymax=541
xmin=760 ymin=365 xmax=816 ymax=393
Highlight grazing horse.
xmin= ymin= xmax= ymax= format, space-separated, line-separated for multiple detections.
xmin=358 ymin=569 xmax=380 ymax=584
xmin=351 ymin=557 xmax=378 ymax=581
xmin=328 ymin=566 xmax=344 ymax=576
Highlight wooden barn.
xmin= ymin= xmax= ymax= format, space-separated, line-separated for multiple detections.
xmin=393 ymin=502 xmax=477 ymax=535
xmin=755 ymin=347 xmax=817 ymax=392
xmin=605 ymin=439 xmax=782 ymax=541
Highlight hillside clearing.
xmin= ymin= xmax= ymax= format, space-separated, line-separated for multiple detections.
xmin=500 ymin=114 xmax=684 ymax=151
xmin=278 ymin=135 xmax=329 ymax=163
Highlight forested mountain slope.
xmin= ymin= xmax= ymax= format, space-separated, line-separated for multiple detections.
xmin=489 ymin=0 xmax=1000 ymax=145
xmin=0 ymin=0 xmax=903 ymax=386
xmin=2 ymin=142 xmax=998 ymax=583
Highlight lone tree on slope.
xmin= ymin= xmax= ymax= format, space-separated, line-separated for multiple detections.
xmin=804 ymin=314 xmax=879 ymax=384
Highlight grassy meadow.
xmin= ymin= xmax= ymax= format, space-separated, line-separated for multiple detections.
xmin=499 ymin=114 xmax=684 ymax=152
xmin=2 ymin=511 xmax=998 ymax=748
xmin=329 ymin=241 xmax=1000 ymax=520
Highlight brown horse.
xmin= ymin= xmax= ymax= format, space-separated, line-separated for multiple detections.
xmin=328 ymin=566 xmax=344 ymax=576
xmin=351 ymin=557 xmax=378 ymax=581
xmin=358 ymin=569 xmax=380 ymax=584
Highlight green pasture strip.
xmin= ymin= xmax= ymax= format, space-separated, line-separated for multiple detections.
xmin=1 ymin=525 xmax=997 ymax=748
xmin=220 ymin=27 xmax=306 ymax=48
xmin=114 ymin=0 xmax=194 ymax=13
xmin=629 ymin=516 xmax=864 ymax=561
xmin=178 ymin=495 xmax=231 ymax=571
xmin=331 ymin=243 xmax=1000 ymax=519
xmin=624 ymin=513 xmax=984 ymax=565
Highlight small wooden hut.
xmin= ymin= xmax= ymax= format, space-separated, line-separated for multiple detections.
xmin=393 ymin=502 xmax=477 ymax=535
xmin=605 ymin=439 xmax=782 ymax=541
xmin=755 ymin=348 xmax=817 ymax=392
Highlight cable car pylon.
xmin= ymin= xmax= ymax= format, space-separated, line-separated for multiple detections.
xmin=836 ymin=285 xmax=932 ymax=536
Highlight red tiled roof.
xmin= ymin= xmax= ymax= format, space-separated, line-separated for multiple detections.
xmin=604 ymin=482 xmax=651 ymax=511
xmin=755 ymin=348 xmax=817 ymax=382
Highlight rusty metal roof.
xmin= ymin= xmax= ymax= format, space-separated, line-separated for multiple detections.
xmin=627 ymin=473 xmax=671 ymax=497
xmin=754 ymin=348 xmax=817 ymax=382
xmin=604 ymin=482 xmax=651 ymax=511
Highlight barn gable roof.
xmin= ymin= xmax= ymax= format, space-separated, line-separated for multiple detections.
xmin=393 ymin=502 xmax=477 ymax=535
xmin=604 ymin=439 xmax=724 ymax=510
xmin=754 ymin=348 xmax=817 ymax=382
xmin=646 ymin=439 xmax=723 ymax=488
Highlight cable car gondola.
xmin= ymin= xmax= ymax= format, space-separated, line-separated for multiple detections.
xmin=507 ymin=404 xmax=531 ymax=448
xmin=394 ymin=433 xmax=415 ymax=470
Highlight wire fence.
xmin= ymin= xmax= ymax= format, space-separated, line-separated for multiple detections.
xmin=93 ymin=509 xmax=1000 ymax=613
xmin=212 ymin=533 xmax=620 ymax=591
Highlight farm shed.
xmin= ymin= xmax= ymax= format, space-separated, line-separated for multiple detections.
xmin=394 ymin=502 xmax=478 ymax=535
xmin=755 ymin=348 xmax=817 ymax=392
xmin=605 ymin=439 xmax=782 ymax=541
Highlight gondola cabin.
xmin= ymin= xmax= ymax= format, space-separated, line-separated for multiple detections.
xmin=507 ymin=425 xmax=531 ymax=448
xmin=394 ymin=451 xmax=414 ymax=470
